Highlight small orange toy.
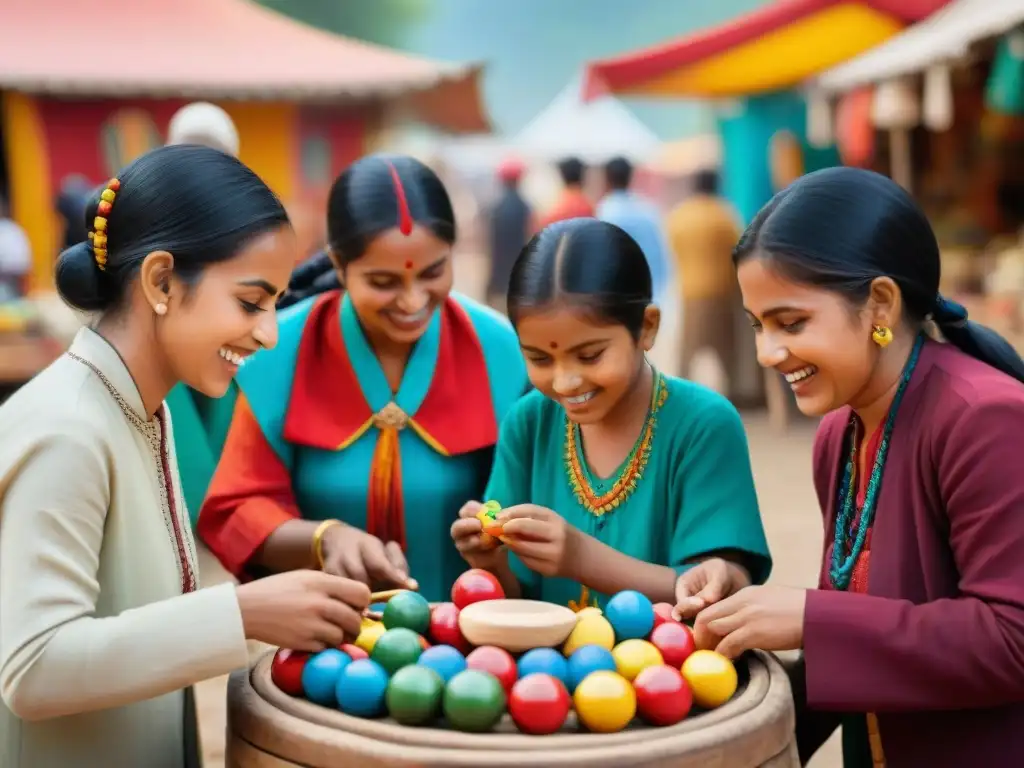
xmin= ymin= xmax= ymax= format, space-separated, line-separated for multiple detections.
xmin=476 ymin=500 xmax=504 ymax=547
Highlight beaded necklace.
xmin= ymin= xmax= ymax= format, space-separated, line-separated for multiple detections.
xmin=829 ymin=334 xmax=924 ymax=591
xmin=565 ymin=367 xmax=667 ymax=516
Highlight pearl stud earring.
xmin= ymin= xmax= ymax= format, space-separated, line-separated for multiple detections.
xmin=155 ymin=303 xmax=168 ymax=316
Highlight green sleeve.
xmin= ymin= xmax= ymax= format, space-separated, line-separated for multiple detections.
xmin=669 ymin=396 xmax=772 ymax=584
xmin=195 ymin=383 xmax=239 ymax=458
xmin=483 ymin=399 xmax=541 ymax=598
xmin=165 ymin=384 xmax=216 ymax=530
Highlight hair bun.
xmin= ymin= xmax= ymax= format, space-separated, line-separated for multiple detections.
xmin=55 ymin=241 xmax=115 ymax=312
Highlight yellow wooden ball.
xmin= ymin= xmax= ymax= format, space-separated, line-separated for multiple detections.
xmin=612 ymin=639 xmax=664 ymax=682
xmin=562 ymin=613 xmax=615 ymax=656
xmin=355 ymin=620 xmax=386 ymax=654
xmin=573 ymin=670 xmax=636 ymax=733
xmin=681 ymin=650 xmax=738 ymax=709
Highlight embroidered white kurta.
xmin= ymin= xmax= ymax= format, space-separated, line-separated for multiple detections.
xmin=0 ymin=328 xmax=250 ymax=768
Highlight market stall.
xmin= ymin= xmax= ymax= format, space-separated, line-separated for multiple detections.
xmin=811 ymin=0 xmax=1024 ymax=337
xmin=0 ymin=0 xmax=491 ymax=387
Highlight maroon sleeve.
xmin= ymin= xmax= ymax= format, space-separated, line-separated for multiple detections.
xmin=803 ymin=397 xmax=1024 ymax=712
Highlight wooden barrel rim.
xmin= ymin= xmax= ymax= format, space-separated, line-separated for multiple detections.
xmin=228 ymin=651 xmax=795 ymax=767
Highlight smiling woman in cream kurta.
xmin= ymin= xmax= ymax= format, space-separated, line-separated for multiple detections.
xmin=0 ymin=328 xmax=250 ymax=768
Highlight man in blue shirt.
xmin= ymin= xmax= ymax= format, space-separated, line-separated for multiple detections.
xmin=596 ymin=157 xmax=671 ymax=305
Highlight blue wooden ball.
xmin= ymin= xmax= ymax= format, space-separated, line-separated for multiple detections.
xmin=335 ymin=658 xmax=390 ymax=717
xmin=417 ymin=644 xmax=467 ymax=682
xmin=300 ymin=649 xmax=351 ymax=706
xmin=604 ymin=590 xmax=655 ymax=641
xmin=517 ymin=647 xmax=569 ymax=686
xmin=567 ymin=645 xmax=618 ymax=692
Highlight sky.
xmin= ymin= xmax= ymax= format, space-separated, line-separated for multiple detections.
xmin=261 ymin=0 xmax=771 ymax=139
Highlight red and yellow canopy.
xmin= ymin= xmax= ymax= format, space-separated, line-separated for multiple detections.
xmin=584 ymin=0 xmax=953 ymax=100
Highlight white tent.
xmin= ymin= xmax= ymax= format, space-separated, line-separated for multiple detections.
xmin=513 ymin=74 xmax=662 ymax=164
xmin=815 ymin=0 xmax=1024 ymax=93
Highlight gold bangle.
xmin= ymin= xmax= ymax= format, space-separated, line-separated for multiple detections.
xmin=311 ymin=519 xmax=342 ymax=570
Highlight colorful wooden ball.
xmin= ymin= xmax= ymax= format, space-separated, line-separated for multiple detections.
xmin=567 ymin=645 xmax=618 ymax=692
xmin=517 ymin=647 xmax=569 ymax=687
xmin=633 ymin=665 xmax=693 ymax=726
xmin=335 ymin=658 xmax=390 ymax=717
xmin=355 ymin=620 xmax=386 ymax=654
xmin=612 ymin=639 xmax=664 ymax=682
xmin=383 ymin=591 xmax=432 ymax=635
xmin=340 ymin=643 xmax=369 ymax=661
xmin=428 ymin=602 xmax=472 ymax=653
xmin=443 ymin=669 xmax=507 ymax=732
xmin=451 ymin=569 xmax=505 ymax=609
xmin=418 ymin=644 xmax=468 ymax=682
xmin=301 ymin=649 xmax=351 ymax=706
xmin=681 ymin=650 xmax=738 ymax=709
xmin=649 ymin=621 xmax=696 ymax=668
xmin=652 ymin=602 xmax=676 ymax=629
xmin=604 ymin=590 xmax=655 ymax=641
xmin=270 ymin=648 xmax=310 ymax=697
xmin=572 ymin=670 xmax=636 ymax=733
xmin=466 ymin=645 xmax=518 ymax=693
xmin=371 ymin=627 xmax=424 ymax=676
xmin=508 ymin=673 xmax=571 ymax=735
xmin=562 ymin=613 xmax=615 ymax=656
xmin=386 ymin=664 xmax=444 ymax=725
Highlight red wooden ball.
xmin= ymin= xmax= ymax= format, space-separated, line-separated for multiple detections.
xmin=451 ymin=568 xmax=505 ymax=610
xmin=429 ymin=602 xmax=472 ymax=653
xmin=270 ymin=648 xmax=310 ymax=696
xmin=633 ymin=665 xmax=693 ymax=726
xmin=339 ymin=643 xmax=368 ymax=661
xmin=652 ymin=602 xmax=676 ymax=630
xmin=649 ymin=621 xmax=696 ymax=668
xmin=466 ymin=645 xmax=518 ymax=693
xmin=509 ymin=673 xmax=571 ymax=734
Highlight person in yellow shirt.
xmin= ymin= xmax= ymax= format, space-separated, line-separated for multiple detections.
xmin=665 ymin=170 xmax=742 ymax=398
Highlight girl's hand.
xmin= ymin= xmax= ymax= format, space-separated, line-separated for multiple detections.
xmin=499 ymin=504 xmax=578 ymax=578
xmin=320 ymin=524 xmax=416 ymax=591
xmin=672 ymin=557 xmax=752 ymax=620
xmin=236 ymin=570 xmax=370 ymax=652
xmin=451 ymin=501 xmax=508 ymax=571
xmin=692 ymin=585 xmax=807 ymax=659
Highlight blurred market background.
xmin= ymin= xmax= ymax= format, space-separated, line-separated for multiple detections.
xmin=1 ymin=1 xmax=1023 ymax=765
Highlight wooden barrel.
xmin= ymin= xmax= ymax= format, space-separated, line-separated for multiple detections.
xmin=226 ymin=650 xmax=797 ymax=767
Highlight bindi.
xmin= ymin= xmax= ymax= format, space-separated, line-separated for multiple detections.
xmin=549 ymin=342 xmax=558 ymax=350
xmin=405 ymin=260 xmax=414 ymax=271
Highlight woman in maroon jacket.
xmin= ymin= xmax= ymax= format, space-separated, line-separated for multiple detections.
xmin=673 ymin=167 xmax=1024 ymax=767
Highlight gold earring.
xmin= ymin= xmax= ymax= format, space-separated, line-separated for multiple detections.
xmin=872 ymin=325 xmax=893 ymax=348
xmin=155 ymin=303 xmax=168 ymax=316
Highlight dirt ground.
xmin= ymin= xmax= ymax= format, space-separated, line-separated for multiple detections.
xmin=194 ymin=253 xmax=843 ymax=767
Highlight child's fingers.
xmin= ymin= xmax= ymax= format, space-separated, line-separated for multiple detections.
xmin=499 ymin=517 xmax=550 ymax=541
xmin=497 ymin=504 xmax=549 ymax=522
xmin=450 ymin=517 xmax=483 ymax=540
xmin=458 ymin=500 xmax=484 ymax=519
xmin=455 ymin=535 xmax=487 ymax=553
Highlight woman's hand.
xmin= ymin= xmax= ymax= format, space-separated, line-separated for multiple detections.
xmin=672 ymin=557 xmax=752 ymax=620
xmin=499 ymin=504 xmax=579 ymax=578
xmin=692 ymin=585 xmax=807 ymax=659
xmin=320 ymin=523 xmax=416 ymax=591
xmin=451 ymin=501 xmax=508 ymax=571
xmin=236 ymin=570 xmax=370 ymax=652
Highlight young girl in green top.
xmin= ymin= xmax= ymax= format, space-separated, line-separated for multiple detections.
xmin=451 ymin=217 xmax=772 ymax=610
